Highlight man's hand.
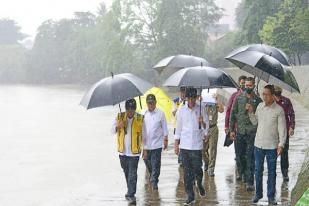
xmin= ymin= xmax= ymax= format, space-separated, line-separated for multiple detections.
xmin=198 ymin=116 xmax=206 ymax=129
xmin=172 ymin=110 xmax=177 ymax=116
xmin=289 ymin=128 xmax=294 ymax=137
xmin=277 ymin=146 xmax=283 ymax=156
xmin=174 ymin=140 xmax=180 ymax=155
xmin=224 ymin=128 xmax=229 ymax=135
xmin=163 ymin=138 xmax=168 ymax=150
xmin=117 ymin=120 xmax=124 ymax=130
xmin=246 ymin=103 xmax=254 ymax=113
xmin=142 ymin=150 xmax=148 ymax=160
xmin=204 ymin=135 xmax=209 ymax=143
xmin=230 ymin=131 xmax=236 ymax=141
xmin=198 ymin=116 xmax=204 ymax=124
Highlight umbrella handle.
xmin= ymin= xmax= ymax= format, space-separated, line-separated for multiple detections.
xmin=139 ymin=96 xmax=142 ymax=109
xmin=199 ymin=87 xmax=202 ymax=129
xmin=256 ymin=77 xmax=261 ymax=96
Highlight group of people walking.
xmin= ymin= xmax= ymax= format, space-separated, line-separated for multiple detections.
xmin=112 ymin=75 xmax=295 ymax=205
xmin=225 ymin=76 xmax=295 ymax=205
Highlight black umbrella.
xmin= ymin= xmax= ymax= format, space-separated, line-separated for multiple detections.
xmin=228 ymin=44 xmax=290 ymax=66
xmin=163 ymin=66 xmax=237 ymax=128
xmin=163 ymin=66 xmax=237 ymax=89
xmin=80 ymin=73 xmax=153 ymax=110
xmin=226 ymin=50 xmax=300 ymax=93
xmin=153 ymin=54 xmax=210 ymax=73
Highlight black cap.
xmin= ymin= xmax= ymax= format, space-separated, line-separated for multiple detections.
xmin=125 ymin=99 xmax=137 ymax=110
xmin=146 ymin=94 xmax=156 ymax=103
xmin=186 ymin=88 xmax=197 ymax=98
xmin=180 ymin=86 xmax=186 ymax=92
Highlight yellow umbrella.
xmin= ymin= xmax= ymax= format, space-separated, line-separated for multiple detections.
xmin=135 ymin=87 xmax=173 ymax=122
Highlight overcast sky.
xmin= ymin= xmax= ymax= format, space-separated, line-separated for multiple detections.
xmin=0 ymin=0 xmax=240 ymax=38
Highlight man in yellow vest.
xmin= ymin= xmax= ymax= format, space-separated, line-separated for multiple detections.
xmin=112 ymin=99 xmax=147 ymax=204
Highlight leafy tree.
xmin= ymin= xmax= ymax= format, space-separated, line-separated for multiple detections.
xmin=259 ymin=0 xmax=309 ymax=64
xmin=0 ymin=44 xmax=27 ymax=82
xmin=0 ymin=18 xmax=27 ymax=44
xmin=236 ymin=0 xmax=283 ymax=44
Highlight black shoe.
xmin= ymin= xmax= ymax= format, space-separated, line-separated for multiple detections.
xmin=198 ymin=184 xmax=206 ymax=197
xmin=242 ymin=174 xmax=247 ymax=183
xmin=283 ymin=175 xmax=289 ymax=182
xmin=208 ymin=169 xmax=215 ymax=177
xmin=252 ymin=194 xmax=263 ymax=203
xmin=236 ymin=171 xmax=242 ymax=181
xmin=246 ymin=184 xmax=254 ymax=191
xmin=126 ymin=196 xmax=136 ymax=204
xmin=204 ymin=164 xmax=208 ymax=172
xmin=152 ymin=184 xmax=158 ymax=190
xmin=184 ymin=197 xmax=195 ymax=205
xmin=268 ymin=198 xmax=277 ymax=205
xmin=125 ymin=193 xmax=129 ymax=200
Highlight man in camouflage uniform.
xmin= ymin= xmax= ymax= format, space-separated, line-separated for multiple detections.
xmin=202 ymin=92 xmax=224 ymax=176
xmin=229 ymin=77 xmax=262 ymax=191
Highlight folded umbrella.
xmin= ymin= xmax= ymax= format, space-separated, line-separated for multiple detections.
xmin=224 ymin=132 xmax=234 ymax=147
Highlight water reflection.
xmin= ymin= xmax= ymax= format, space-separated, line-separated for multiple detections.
xmin=0 ymin=85 xmax=307 ymax=206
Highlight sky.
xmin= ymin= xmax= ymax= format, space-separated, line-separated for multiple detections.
xmin=0 ymin=0 xmax=240 ymax=38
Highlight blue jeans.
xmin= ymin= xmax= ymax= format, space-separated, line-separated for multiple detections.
xmin=144 ymin=148 xmax=162 ymax=186
xmin=181 ymin=149 xmax=203 ymax=200
xmin=119 ymin=155 xmax=139 ymax=197
xmin=235 ymin=132 xmax=255 ymax=185
xmin=254 ymin=147 xmax=277 ymax=199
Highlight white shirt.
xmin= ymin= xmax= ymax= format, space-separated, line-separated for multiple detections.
xmin=175 ymin=104 xmax=209 ymax=150
xmin=249 ymin=102 xmax=287 ymax=149
xmin=143 ymin=108 xmax=168 ymax=150
xmin=112 ymin=117 xmax=146 ymax=157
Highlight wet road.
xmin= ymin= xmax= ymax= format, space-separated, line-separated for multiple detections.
xmin=0 ymin=85 xmax=308 ymax=206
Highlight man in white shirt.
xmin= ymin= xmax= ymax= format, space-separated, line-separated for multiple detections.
xmin=248 ymin=85 xmax=287 ymax=205
xmin=143 ymin=94 xmax=168 ymax=190
xmin=112 ymin=99 xmax=147 ymax=204
xmin=174 ymin=88 xmax=209 ymax=205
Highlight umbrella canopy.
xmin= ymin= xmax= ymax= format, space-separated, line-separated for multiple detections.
xmin=163 ymin=66 xmax=238 ymax=89
xmin=153 ymin=54 xmax=210 ymax=73
xmin=134 ymin=87 xmax=173 ymax=122
xmin=227 ymin=44 xmax=290 ymax=66
xmin=80 ymin=73 xmax=153 ymax=109
xmin=226 ymin=50 xmax=300 ymax=93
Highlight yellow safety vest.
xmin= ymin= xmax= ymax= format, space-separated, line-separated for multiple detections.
xmin=116 ymin=112 xmax=143 ymax=154
xmin=173 ymin=100 xmax=183 ymax=128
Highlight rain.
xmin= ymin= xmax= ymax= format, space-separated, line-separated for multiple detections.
xmin=0 ymin=0 xmax=308 ymax=205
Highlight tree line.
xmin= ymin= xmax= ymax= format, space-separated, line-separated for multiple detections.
xmin=0 ymin=0 xmax=308 ymax=84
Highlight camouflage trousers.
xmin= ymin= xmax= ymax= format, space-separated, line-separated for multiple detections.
xmin=202 ymin=125 xmax=219 ymax=172
xmin=235 ymin=132 xmax=255 ymax=185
